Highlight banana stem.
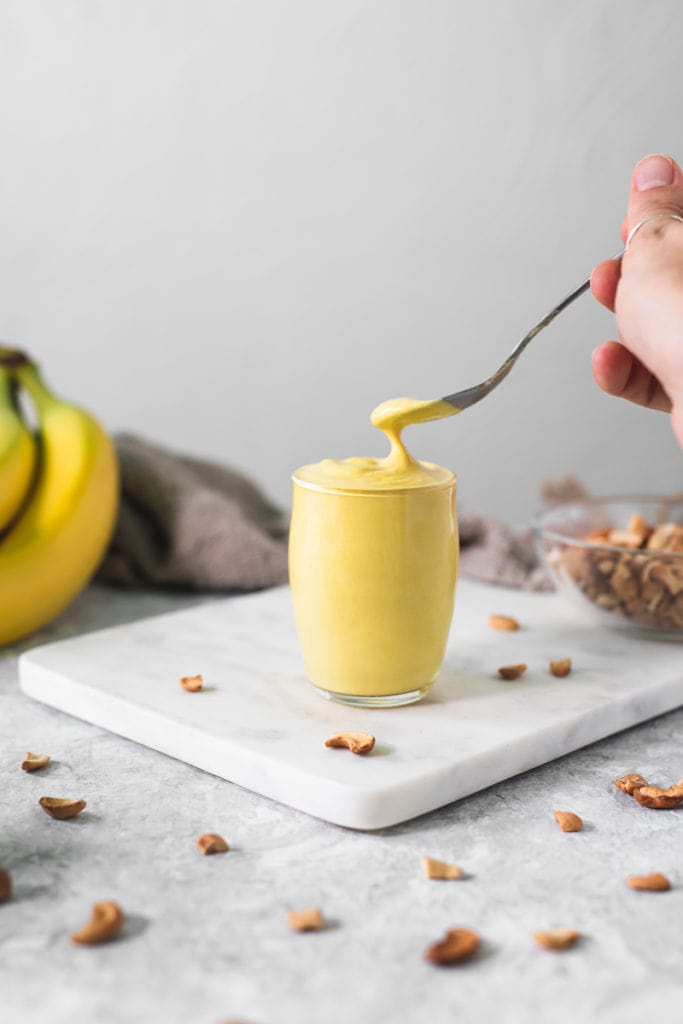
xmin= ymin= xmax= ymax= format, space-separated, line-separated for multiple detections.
xmin=14 ymin=363 xmax=56 ymax=415
xmin=0 ymin=365 xmax=11 ymax=402
xmin=0 ymin=346 xmax=33 ymax=370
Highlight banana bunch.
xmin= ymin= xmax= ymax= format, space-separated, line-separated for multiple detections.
xmin=0 ymin=349 xmax=119 ymax=646
xmin=0 ymin=361 xmax=37 ymax=536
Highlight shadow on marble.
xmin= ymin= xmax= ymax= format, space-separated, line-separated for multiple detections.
xmin=7 ymin=881 xmax=55 ymax=902
xmin=38 ymin=810 xmax=102 ymax=827
xmin=122 ymin=913 xmax=151 ymax=941
xmin=27 ymin=759 xmax=62 ymax=779
xmin=5 ymin=842 xmax=74 ymax=868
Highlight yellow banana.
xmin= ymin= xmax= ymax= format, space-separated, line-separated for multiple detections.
xmin=0 ymin=365 xmax=38 ymax=535
xmin=0 ymin=361 xmax=119 ymax=646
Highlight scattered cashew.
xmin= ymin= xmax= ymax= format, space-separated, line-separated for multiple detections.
xmin=488 ymin=614 xmax=519 ymax=631
xmin=71 ymin=900 xmax=124 ymax=945
xmin=549 ymin=658 xmax=572 ymax=678
xmin=632 ymin=785 xmax=683 ymax=810
xmin=421 ymin=856 xmax=463 ymax=880
xmin=287 ymin=908 xmax=324 ymax=932
xmin=627 ymin=872 xmax=671 ymax=892
xmin=533 ymin=928 xmax=580 ymax=951
xmin=614 ymin=772 xmax=683 ymax=808
xmin=324 ymin=732 xmax=375 ymax=755
xmin=553 ymin=811 xmax=583 ymax=833
xmin=498 ymin=664 xmax=527 ymax=681
xmin=0 ymin=868 xmax=11 ymax=903
xmin=425 ymin=927 xmax=480 ymax=965
xmin=612 ymin=771 xmax=683 ymax=808
xmin=39 ymin=797 xmax=86 ymax=820
xmin=614 ymin=773 xmax=649 ymax=795
xmin=180 ymin=674 xmax=203 ymax=692
xmin=196 ymin=833 xmax=229 ymax=855
xmin=21 ymin=751 xmax=51 ymax=772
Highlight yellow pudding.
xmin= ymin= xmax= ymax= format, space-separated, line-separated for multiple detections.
xmin=289 ymin=397 xmax=459 ymax=706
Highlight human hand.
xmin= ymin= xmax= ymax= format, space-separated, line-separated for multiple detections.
xmin=590 ymin=153 xmax=683 ymax=448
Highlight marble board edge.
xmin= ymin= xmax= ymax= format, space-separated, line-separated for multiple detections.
xmin=18 ymin=654 xmax=683 ymax=831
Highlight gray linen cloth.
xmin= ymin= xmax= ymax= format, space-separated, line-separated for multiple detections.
xmin=98 ymin=434 xmax=568 ymax=592
xmin=458 ymin=475 xmax=590 ymax=592
xmin=458 ymin=513 xmax=550 ymax=592
xmin=98 ymin=434 xmax=289 ymax=590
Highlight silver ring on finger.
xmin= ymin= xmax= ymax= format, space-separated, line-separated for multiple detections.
xmin=625 ymin=212 xmax=683 ymax=251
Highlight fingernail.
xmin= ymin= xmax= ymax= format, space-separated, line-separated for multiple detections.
xmin=634 ymin=154 xmax=675 ymax=191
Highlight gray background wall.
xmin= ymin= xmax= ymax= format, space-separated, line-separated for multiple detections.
xmin=0 ymin=0 xmax=681 ymax=523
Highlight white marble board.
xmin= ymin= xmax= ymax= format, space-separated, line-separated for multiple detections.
xmin=19 ymin=580 xmax=683 ymax=830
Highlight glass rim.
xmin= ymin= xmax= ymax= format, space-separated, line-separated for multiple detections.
xmin=291 ymin=469 xmax=456 ymax=497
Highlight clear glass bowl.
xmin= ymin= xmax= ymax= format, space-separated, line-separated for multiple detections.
xmin=535 ymin=495 xmax=683 ymax=639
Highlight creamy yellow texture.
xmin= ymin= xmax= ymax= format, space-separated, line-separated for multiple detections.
xmin=289 ymin=396 xmax=459 ymax=701
xmin=294 ymin=396 xmax=459 ymax=491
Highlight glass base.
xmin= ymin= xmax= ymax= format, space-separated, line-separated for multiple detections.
xmin=312 ymin=682 xmax=433 ymax=708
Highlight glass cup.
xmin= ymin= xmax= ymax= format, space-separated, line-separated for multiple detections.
xmin=289 ymin=470 xmax=458 ymax=707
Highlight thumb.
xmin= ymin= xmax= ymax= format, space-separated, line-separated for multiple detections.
xmin=626 ymin=154 xmax=683 ymax=242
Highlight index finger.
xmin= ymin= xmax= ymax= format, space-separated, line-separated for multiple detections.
xmin=590 ymin=258 xmax=621 ymax=312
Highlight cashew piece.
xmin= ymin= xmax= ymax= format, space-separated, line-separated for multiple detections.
xmin=39 ymin=797 xmax=86 ymax=820
xmin=533 ymin=928 xmax=580 ymax=951
xmin=498 ymin=663 xmax=527 ymax=680
xmin=287 ymin=908 xmax=324 ymax=932
xmin=488 ymin=614 xmax=520 ymax=631
xmin=549 ymin=658 xmax=572 ymax=678
xmin=196 ymin=833 xmax=229 ymax=855
xmin=71 ymin=900 xmax=124 ymax=945
xmin=421 ymin=856 xmax=463 ymax=880
xmin=553 ymin=811 xmax=583 ymax=832
xmin=0 ymin=867 xmax=11 ymax=903
xmin=324 ymin=732 xmax=375 ymax=755
xmin=632 ymin=785 xmax=683 ymax=810
xmin=21 ymin=751 xmax=51 ymax=772
xmin=180 ymin=674 xmax=203 ymax=692
xmin=425 ymin=927 xmax=480 ymax=965
xmin=614 ymin=773 xmax=649 ymax=794
xmin=627 ymin=873 xmax=671 ymax=892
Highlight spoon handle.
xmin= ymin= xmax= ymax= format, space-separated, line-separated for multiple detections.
xmin=442 ymin=247 xmax=625 ymax=411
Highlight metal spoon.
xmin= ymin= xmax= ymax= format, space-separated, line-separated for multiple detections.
xmin=441 ymin=248 xmax=625 ymax=413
